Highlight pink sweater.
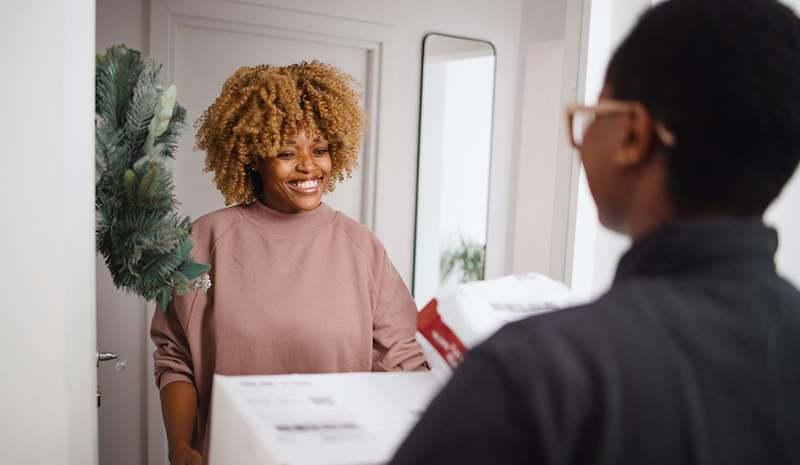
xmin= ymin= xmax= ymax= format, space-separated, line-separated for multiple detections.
xmin=150 ymin=201 xmax=427 ymax=455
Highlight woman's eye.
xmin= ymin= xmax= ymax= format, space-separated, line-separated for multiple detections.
xmin=314 ymin=148 xmax=329 ymax=156
xmin=277 ymin=152 xmax=294 ymax=159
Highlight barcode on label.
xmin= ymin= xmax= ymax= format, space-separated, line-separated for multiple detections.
xmin=490 ymin=302 xmax=551 ymax=313
xmin=275 ymin=422 xmax=360 ymax=433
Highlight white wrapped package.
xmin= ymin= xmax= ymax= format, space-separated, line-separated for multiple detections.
xmin=438 ymin=273 xmax=575 ymax=347
xmin=417 ymin=273 xmax=576 ymax=375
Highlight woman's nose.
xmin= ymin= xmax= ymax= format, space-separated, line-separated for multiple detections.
xmin=296 ymin=152 xmax=315 ymax=172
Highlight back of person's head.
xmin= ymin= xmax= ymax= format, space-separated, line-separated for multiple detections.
xmin=606 ymin=0 xmax=800 ymax=217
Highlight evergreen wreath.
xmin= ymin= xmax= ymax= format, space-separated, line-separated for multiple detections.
xmin=95 ymin=45 xmax=210 ymax=310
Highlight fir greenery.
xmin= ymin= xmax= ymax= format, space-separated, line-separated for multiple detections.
xmin=95 ymin=45 xmax=210 ymax=310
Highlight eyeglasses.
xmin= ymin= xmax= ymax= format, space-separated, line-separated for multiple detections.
xmin=565 ymin=100 xmax=676 ymax=149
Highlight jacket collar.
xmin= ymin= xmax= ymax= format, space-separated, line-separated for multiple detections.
xmin=614 ymin=219 xmax=778 ymax=285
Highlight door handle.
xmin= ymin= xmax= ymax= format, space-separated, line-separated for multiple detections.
xmin=97 ymin=351 xmax=121 ymax=408
xmin=97 ymin=351 xmax=118 ymax=363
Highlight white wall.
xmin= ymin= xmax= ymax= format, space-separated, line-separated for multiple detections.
xmin=0 ymin=1 xmax=97 ymax=464
xmin=509 ymin=0 xmax=586 ymax=283
xmin=510 ymin=41 xmax=564 ymax=279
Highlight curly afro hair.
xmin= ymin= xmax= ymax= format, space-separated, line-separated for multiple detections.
xmin=196 ymin=61 xmax=365 ymax=205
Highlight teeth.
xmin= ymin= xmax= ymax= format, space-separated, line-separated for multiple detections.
xmin=290 ymin=178 xmax=320 ymax=191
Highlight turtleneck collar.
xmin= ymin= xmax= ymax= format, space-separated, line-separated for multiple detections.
xmin=613 ymin=219 xmax=778 ymax=286
xmin=239 ymin=201 xmax=338 ymax=236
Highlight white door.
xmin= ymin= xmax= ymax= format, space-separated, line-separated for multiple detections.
xmin=0 ymin=1 xmax=97 ymax=464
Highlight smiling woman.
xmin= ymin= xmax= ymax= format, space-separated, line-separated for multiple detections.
xmin=150 ymin=61 xmax=427 ymax=464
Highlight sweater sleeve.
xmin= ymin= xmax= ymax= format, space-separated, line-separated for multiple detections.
xmin=150 ymin=300 xmax=195 ymax=389
xmin=371 ymin=250 xmax=428 ymax=371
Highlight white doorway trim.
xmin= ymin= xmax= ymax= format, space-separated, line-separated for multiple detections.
xmin=0 ymin=0 xmax=97 ymax=464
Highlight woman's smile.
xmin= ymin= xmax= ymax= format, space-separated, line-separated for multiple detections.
xmin=287 ymin=176 xmax=324 ymax=194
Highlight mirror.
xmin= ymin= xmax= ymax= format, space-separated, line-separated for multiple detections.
xmin=412 ymin=34 xmax=497 ymax=306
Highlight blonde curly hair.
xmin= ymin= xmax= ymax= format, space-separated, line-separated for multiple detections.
xmin=195 ymin=61 xmax=365 ymax=205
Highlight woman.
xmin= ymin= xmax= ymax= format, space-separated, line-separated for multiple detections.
xmin=151 ymin=61 xmax=427 ymax=465
xmin=392 ymin=0 xmax=800 ymax=464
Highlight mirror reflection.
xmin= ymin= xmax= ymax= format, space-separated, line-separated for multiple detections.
xmin=413 ymin=34 xmax=497 ymax=306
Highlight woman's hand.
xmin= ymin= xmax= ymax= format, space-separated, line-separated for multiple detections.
xmin=169 ymin=443 xmax=203 ymax=465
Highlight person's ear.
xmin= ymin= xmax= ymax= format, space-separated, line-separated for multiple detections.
xmin=615 ymin=102 xmax=654 ymax=170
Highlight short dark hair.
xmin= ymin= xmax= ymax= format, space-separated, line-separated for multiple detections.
xmin=606 ymin=0 xmax=800 ymax=217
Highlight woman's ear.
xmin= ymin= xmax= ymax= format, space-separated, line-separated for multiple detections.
xmin=615 ymin=102 xmax=655 ymax=169
xmin=249 ymin=157 xmax=265 ymax=200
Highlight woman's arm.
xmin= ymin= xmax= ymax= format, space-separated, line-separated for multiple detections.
xmin=160 ymin=381 xmax=203 ymax=465
xmin=372 ymin=251 xmax=429 ymax=371
xmin=150 ymin=302 xmax=202 ymax=463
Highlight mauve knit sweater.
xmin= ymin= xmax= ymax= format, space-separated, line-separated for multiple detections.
xmin=150 ymin=201 xmax=427 ymax=456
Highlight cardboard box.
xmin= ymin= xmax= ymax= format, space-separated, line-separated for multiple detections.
xmin=208 ymin=372 xmax=443 ymax=465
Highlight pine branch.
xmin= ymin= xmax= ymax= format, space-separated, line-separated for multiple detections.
xmin=96 ymin=45 xmax=143 ymax=132
xmin=124 ymin=62 xmax=160 ymax=160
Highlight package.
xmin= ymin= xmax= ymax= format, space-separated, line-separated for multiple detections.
xmin=207 ymin=274 xmax=574 ymax=464
xmin=417 ymin=273 xmax=575 ymax=373
xmin=208 ymin=372 xmax=443 ymax=465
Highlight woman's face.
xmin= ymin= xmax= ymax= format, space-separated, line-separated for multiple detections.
xmin=256 ymin=128 xmax=332 ymax=213
xmin=579 ymin=84 xmax=655 ymax=232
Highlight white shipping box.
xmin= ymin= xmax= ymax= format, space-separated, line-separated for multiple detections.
xmin=208 ymin=372 xmax=443 ymax=465
xmin=436 ymin=273 xmax=576 ymax=348
xmin=417 ymin=273 xmax=578 ymax=377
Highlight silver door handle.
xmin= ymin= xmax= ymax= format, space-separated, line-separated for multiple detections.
xmin=97 ymin=352 xmax=118 ymax=362
xmin=97 ymin=351 xmax=123 ymax=407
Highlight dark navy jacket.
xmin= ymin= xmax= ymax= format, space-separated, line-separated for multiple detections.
xmin=393 ymin=220 xmax=800 ymax=465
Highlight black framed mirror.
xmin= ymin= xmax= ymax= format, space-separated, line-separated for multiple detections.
xmin=412 ymin=33 xmax=497 ymax=306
